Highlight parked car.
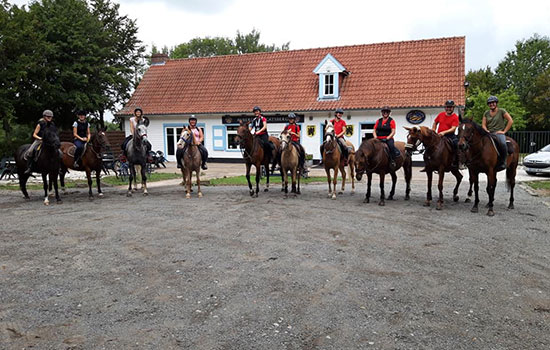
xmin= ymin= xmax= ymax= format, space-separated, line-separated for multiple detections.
xmin=523 ymin=144 xmax=550 ymax=175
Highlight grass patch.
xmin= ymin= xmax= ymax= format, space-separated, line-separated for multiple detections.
xmin=0 ymin=172 xmax=182 ymax=190
xmin=525 ymin=180 xmax=550 ymax=190
xmin=209 ymin=175 xmax=334 ymax=186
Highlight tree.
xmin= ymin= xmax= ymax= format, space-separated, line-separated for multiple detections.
xmin=465 ymin=87 xmax=527 ymax=131
xmin=525 ymin=69 xmax=550 ymax=129
xmin=495 ymin=34 xmax=550 ymax=104
xmin=465 ymin=66 xmax=499 ymax=95
xmin=169 ymin=29 xmax=289 ymax=59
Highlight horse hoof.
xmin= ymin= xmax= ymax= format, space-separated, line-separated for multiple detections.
xmin=405 ymin=195 xmax=410 ymax=201
xmin=186 ymin=193 xmax=191 ymax=199
xmin=453 ymin=196 xmax=459 ymax=202
xmin=127 ymin=192 xmax=132 ymax=197
xmin=88 ymin=196 xmax=94 ymax=201
xmin=471 ymin=207 xmax=478 ymax=213
xmin=338 ymin=191 xmax=343 ymax=195
xmin=44 ymin=201 xmax=50 ymax=206
xmin=331 ymin=194 xmax=336 ymax=200
xmin=253 ymin=193 xmax=258 ymax=198
xmin=296 ymin=190 xmax=301 ymax=195
xmin=98 ymin=193 xmax=104 ymax=197
xmin=436 ymin=203 xmax=442 ymax=210
xmin=465 ymin=198 xmax=471 ymax=203
xmin=423 ymin=201 xmax=431 ymax=207
xmin=508 ymin=204 xmax=514 ymax=209
xmin=56 ymin=200 xmax=63 ymax=204
xmin=264 ymin=188 xmax=269 ymax=192
xmin=487 ymin=210 xmax=495 ymax=217
xmin=363 ymin=198 xmax=369 ymax=203
xmin=378 ymin=201 xmax=385 ymax=206
xmin=387 ymin=196 xmax=394 ymax=200
xmin=281 ymin=188 xmax=285 ymax=192
xmin=249 ymin=190 xmax=254 ymax=196
xmin=198 ymin=192 xmax=203 ymax=198
xmin=143 ymin=192 xmax=148 ymax=196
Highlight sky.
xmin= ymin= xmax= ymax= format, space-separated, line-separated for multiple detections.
xmin=10 ymin=0 xmax=550 ymax=71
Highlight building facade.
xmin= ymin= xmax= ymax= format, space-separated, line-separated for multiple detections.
xmin=116 ymin=37 xmax=466 ymax=162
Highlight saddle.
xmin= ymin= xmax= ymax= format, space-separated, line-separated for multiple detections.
xmin=65 ymin=143 xmax=87 ymax=158
xmin=489 ymin=135 xmax=514 ymax=155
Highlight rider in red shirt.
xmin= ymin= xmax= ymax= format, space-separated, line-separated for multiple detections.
xmin=320 ymin=108 xmax=349 ymax=160
xmin=249 ymin=106 xmax=273 ymax=160
xmin=282 ymin=113 xmax=306 ymax=170
xmin=432 ymin=100 xmax=460 ymax=168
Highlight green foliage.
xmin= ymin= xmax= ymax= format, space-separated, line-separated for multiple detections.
xmin=0 ymin=117 xmax=32 ymax=157
xmin=525 ymin=68 xmax=550 ymax=130
xmin=465 ymin=87 xmax=527 ymax=130
xmin=465 ymin=66 xmax=499 ymax=95
xmin=169 ymin=29 xmax=289 ymax=59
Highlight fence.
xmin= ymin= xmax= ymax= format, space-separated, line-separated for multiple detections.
xmin=508 ymin=131 xmax=550 ymax=163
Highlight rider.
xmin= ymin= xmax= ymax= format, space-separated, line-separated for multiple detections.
xmin=482 ymin=96 xmax=513 ymax=171
xmin=319 ymin=108 xmax=349 ymax=161
xmin=72 ymin=110 xmax=91 ymax=168
xmin=373 ymin=106 xmax=400 ymax=169
xmin=178 ymin=115 xmax=208 ymax=170
xmin=282 ymin=113 xmax=306 ymax=170
xmin=249 ymin=106 xmax=273 ymax=161
xmin=121 ymin=107 xmax=151 ymax=155
xmin=24 ymin=109 xmax=58 ymax=174
xmin=432 ymin=100 xmax=460 ymax=167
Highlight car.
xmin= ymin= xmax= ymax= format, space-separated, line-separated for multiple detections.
xmin=523 ymin=143 xmax=550 ymax=175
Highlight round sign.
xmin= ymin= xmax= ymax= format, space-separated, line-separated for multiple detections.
xmin=406 ymin=110 xmax=426 ymax=124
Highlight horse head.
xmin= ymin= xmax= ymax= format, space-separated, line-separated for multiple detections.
xmin=324 ymin=121 xmax=335 ymax=144
xmin=179 ymin=127 xmax=194 ymax=146
xmin=134 ymin=124 xmax=148 ymax=148
xmin=235 ymin=120 xmax=252 ymax=148
xmin=404 ymin=126 xmax=422 ymax=153
xmin=93 ymin=126 xmax=109 ymax=151
xmin=42 ymin=126 xmax=61 ymax=150
xmin=354 ymin=148 xmax=367 ymax=180
xmin=458 ymin=119 xmax=479 ymax=152
xmin=279 ymin=130 xmax=291 ymax=151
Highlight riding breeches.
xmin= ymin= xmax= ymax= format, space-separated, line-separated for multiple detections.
xmin=382 ymin=138 xmax=400 ymax=159
xmin=74 ymin=139 xmax=85 ymax=161
xmin=492 ymin=133 xmax=507 ymax=166
xmin=24 ymin=140 xmax=42 ymax=160
xmin=257 ymin=133 xmax=272 ymax=158
xmin=292 ymin=141 xmax=306 ymax=167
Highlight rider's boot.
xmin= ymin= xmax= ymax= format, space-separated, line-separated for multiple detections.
xmin=24 ymin=158 xmax=34 ymax=175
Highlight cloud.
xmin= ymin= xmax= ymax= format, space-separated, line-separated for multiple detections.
xmin=123 ymin=0 xmax=235 ymax=14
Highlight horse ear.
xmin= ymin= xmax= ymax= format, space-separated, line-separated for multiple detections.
xmin=143 ymin=116 xmax=150 ymax=127
xmin=324 ymin=120 xmax=328 ymax=125
xmin=404 ymin=126 xmax=411 ymax=131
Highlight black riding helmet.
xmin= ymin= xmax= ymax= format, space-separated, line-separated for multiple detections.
xmin=288 ymin=113 xmax=296 ymax=119
xmin=487 ymin=96 xmax=499 ymax=104
xmin=76 ymin=110 xmax=87 ymax=116
xmin=445 ymin=100 xmax=455 ymax=107
xmin=381 ymin=106 xmax=391 ymax=113
xmin=335 ymin=108 xmax=344 ymax=115
xmin=188 ymin=115 xmax=197 ymax=122
xmin=134 ymin=107 xmax=143 ymax=114
xmin=253 ymin=106 xmax=261 ymax=112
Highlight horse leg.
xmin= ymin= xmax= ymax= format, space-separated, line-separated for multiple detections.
xmin=364 ymin=172 xmax=372 ymax=203
xmin=404 ymin=158 xmax=412 ymax=200
xmin=436 ymin=168 xmax=445 ymax=210
xmin=96 ymin=168 xmax=103 ymax=197
xmin=51 ymin=172 xmax=61 ymax=203
xmin=246 ymin=163 xmax=254 ymax=196
xmin=339 ymin=164 xmax=346 ymax=194
xmin=127 ymin=165 xmax=134 ymax=197
xmin=141 ymin=163 xmax=148 ymax=196
xmin=349 ymin=162 xmax=355 ymax=194
xmin=291 ymin=167 xmax=297 ymax=196
xmin=19 ymin=173 xmax=31 ymax=199
xmin=486 ymin=170 xmax=496 ymax=216
xmin=59 ymin=169 xmax=67 ymax=195
xmin=186 ymin=169 xmax=192 ymax=198
xmin=42 ymin=173 xmax=50 ymax=205
xmin=451 ymin=168 xmax=463 ymax=202
xmin=332 ymin=167 xmax=339 ymax=199
xmin=471 ymin=171 xmax=480 ymax=213
xmin=297 ymin=166 xmax=301 ymax=195
xmin=424 ymin=170 xmax=433 ymax=207
xmin=86 ymin=169 xmax=93 ymax=199
xmin=465 ymin=169 xmax=474 ymax=203
xmin=196 ymin=170 xmax=202 ymax=198
xmin=378 ymin=173 xmax=386 ymax=206
xmin=325 ymin=168 xmax=332 ymax=198
xmin=264 ymin=162 xmax=270 ymax=192
xmin=254 ymin=164 xmax=260 ymax=197
xmin=506 ymin=165 xmax=516 ymax=209
xmin=388 ymin=171 xmax=397 ymax=200
xmin=283 ymin=167 xmax=289 ymax=197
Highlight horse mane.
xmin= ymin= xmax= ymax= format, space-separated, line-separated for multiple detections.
xmin=463 ymin=118 xmax=489 ymax=136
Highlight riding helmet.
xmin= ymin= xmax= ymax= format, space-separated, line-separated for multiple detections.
xmin=487 ymin=96 xmax=499 ymax=104
xmin=288 ymin=113 xmax=296 ymax=119
xmin=188 ymin=115 xmax=197 ymax=122
xmin=43 ymin=109 xmax=54 ymax=117
xmin=445 ymin=100 xmax=455 ymax=107
xmin=381 ymin=106 xmax=391 ymax=113
xmin=134 ymin=107 xmax=143 ymax=114
xmin=252 ymin=106 xmax=261 ymax=112
xmin=76 ymin=110 xmax=87 ymax=116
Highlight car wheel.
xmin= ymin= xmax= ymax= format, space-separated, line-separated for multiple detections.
xmin=526 ymin=171 xmax=537 ymax=176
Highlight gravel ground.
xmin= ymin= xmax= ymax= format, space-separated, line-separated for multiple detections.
xmin=1 ymin=178 xmax=549 ymax=350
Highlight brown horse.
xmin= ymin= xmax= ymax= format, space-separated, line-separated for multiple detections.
xmin=59 ymin=129 xmax=109 ymax=199
xmin=321 ymin=122 xmax=355 ymax=199
xmin=178 ymin=127 xmax=202 ymax=198
xmin=405 ymin=126 xmax=463 ymax=210
xmin=279 ymin=130 xmax=301 ymax=197
xmin=355 ymin=138 xmax=412 ymax=206
xmin=458 ymin=119 xmax=519 ymax=216
xmin=236 ymin=121 xmax=280 ymax=197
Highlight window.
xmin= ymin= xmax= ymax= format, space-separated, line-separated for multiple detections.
xmin=226 ymin=125 xmax=239 ymax=150
xmin=324 ymin=74 xmax=334 ymax=95
xmin=165 ymin=125 xmax=204 ymax=156
xmin=360 ymin=123 xmax=376 ymax=142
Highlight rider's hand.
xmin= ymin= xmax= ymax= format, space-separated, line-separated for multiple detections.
xmin=496 ymin=131 xmax=505 ymax=134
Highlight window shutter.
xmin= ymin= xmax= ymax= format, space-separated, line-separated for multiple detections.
xmin=212 ymin=125 xmax=226 ymax=151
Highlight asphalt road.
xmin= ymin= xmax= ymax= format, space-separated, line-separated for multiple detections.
xmin=1 ymin=178 xmax=549 ymax=349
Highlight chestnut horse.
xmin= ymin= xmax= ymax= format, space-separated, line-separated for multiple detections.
xmin=14 ymin=126 xmax=62 ymax=205
xmin=355 ymin=138 xmax=411 ymax=206
xmin=458 ymin=119 xmax=519 ymax=216
xmin=178 ymin=127 xmax=202 ymax=198
xmin=279 ymin=130 xmax=301 ymax=197
xmin=236 ymin=121 xmax=280 ymax=197
xmin=321 ymin=122 xmax=355 ymax=199
xmin=59 ymin=129 xmax=109 ymax=199
xmin=405 ymin=126 xmax=463 ymax=210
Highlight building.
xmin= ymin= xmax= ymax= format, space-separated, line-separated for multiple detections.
xmin=116 ymin=36 xmax=465 ymax=162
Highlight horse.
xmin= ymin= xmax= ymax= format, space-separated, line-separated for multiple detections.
xmin=404 ymin=126 xmax=463 ymax=210
xmin=235 ymin=120 xmax=280 ymax=197
xmin=178 ymin=127 xmax=202 ymax=198
xmin=125 ymin=122 xmax=149 ymax=197
xmin=354 ymin=138 xmax=412 ymax=206
xmin=457 ymin=119 xmax=519 ymax=216
xmin=279 ymin=130 xmax=301 ymax=197
xmin=58 ymin=128 xmax=109 ymax=199
xmin=14 ymin=126 xmax=62 ymax=205
xmin=321 ymin=122 xmax=356 ymax=199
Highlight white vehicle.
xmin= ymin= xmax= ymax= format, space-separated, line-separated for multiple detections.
xmin=523 ymin=144 xmax=550 ymax=175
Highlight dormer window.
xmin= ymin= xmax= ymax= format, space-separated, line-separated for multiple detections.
xmin=313 ymin=53 xmax=346 ymax=100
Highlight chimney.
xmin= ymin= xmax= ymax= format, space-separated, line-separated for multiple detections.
xmin=151 ymin=53 xmax=169 ymax=65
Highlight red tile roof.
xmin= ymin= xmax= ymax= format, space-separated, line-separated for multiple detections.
xmin=117 ymin=36 xmax=465 ymax=116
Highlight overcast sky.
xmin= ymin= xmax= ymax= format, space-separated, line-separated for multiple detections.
xmin=10 ymin=0 xmax=550 ymax=71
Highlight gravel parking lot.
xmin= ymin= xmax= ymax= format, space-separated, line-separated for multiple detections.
xmin=1 ymin=171 xmax=549 ymax=349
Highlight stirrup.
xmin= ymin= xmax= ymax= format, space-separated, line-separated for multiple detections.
xmin=201 ymin=163 xmax=208 ymax=170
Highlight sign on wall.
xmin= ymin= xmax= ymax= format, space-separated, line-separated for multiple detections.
xmin=306 ymin=125 xmax=316 ymax=137
xmin=222 ymin=114 xmax=305 ymax=124
xmin=345 ymin=125 xmax=354 ymax=137
xmin=406 ymin=110 xmax=426 ymax=124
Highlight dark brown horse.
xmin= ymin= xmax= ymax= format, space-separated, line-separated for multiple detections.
xmin=236 ymin=121 xmax=280 ymax=197
xmin=178 ymin=127 xmax=203 ymax=198
xmin=458 ymin=119 xmax=519 ymax=216
xmin=14 ymin=126 xmax=62 ymax=205
xmin=321 ymin=122 xmax=355 ymax=199
xmin=405 ymin=126 xmax=463 ymax=210
xmin=279 ymin=130 xmax=301 ymax=197
xmin=354 ymin=138 xmax=411 ymax=206
xmin=59 ymin=129 xmax=109 ymax=199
